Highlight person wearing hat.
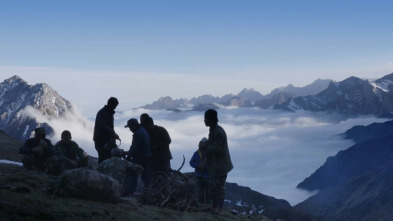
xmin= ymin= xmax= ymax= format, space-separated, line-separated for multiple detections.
xmin=123 ymin=118 xmax=152 ymax=196
xmin=19 ymin=127 xmax=55 ymax=171
xmin=204 ymin=109 xmax=233 ymax=214
xmin=93 ymin=97 xmax=121 ymax=164
xmin=190 ymin=137 xmax=210 ymax=204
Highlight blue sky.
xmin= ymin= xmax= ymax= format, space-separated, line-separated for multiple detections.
xmin=1 ymin=0 xmax=393 ymax=113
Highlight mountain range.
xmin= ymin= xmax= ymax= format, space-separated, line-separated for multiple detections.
xmin=295 ymin=120 xmax=393 ymax=220
xmin=276 ymin=74 xmax=393 ymax=117
xmin=140 ymin=79 xmax=332 ymax=110
xmin=141 ymin=73 xmax=393 ymax=118
xmin=0 ymin=75 xmax=73 ymax=139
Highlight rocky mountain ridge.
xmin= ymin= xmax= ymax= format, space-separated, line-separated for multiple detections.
xmin=0 ymin=75 xmax=73 ymax=139
xmin=140 ymin=79 xmax=332 ymax=110
xmin=275 ymin=73 xmax=393 ymax=117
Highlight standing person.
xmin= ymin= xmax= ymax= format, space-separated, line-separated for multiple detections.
xmin=19 ymin=127 xmax=55 ymax=171
xmin=123 ymin=118 xmax=151 ymax=196
xmin=93 ymin=97 xmax=121 ymax=164
xmin=54 ymin=130 xmax=88 ymax=174
xmin=142 ymin=117 xmax=172 ymax=173
xmin=139 ymin=113 xmax=150 ymax=125
xmin=204 ymin=109 xmax=233 ymax=214
xmin=190 ymin=137 xmax=210 ymax=204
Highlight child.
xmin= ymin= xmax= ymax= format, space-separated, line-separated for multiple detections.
xmin=190 ymin=137 xmax=210 ymax=204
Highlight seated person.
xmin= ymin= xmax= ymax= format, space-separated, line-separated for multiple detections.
xmin=190 ymin=137 xmax=210 ymax=204
xmin=19 ymin=127 xmax=55 ymax=171
xmin=54 ymin=130 xmax=88 ymax=174
xmin=98 ymin=148 xmax=144 ymax=193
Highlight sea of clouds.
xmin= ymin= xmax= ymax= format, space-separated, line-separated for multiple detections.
xmin=26 ymin=106 xmax=389 ymax=205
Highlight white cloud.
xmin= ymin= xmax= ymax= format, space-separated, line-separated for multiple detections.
xmin=23 ymin=102 xmax=389 ymax=206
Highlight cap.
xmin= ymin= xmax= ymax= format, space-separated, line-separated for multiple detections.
xmin=124 ymin=118 xmax=139 ymax=128
xmin=35 ymin=127 xmax=46 ymax=135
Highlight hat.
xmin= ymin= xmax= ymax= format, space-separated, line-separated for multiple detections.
xmin=124 ymin=118 xmax=139 ymax=128
xmin=200 ymin=137 xmax=208 ymax=143
xmin=35 ymin=127 xmax=46 ymax=135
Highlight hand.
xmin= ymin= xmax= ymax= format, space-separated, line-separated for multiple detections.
xmin=114 ymin=133 xmax=120 ymax=141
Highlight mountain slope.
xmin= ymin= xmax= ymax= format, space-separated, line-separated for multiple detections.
xmin=276 ymin=74 xmax=393 ymax=117
xmin=0 ymin=75 xmax=73 ymax=139
xmin=297 ymin=136 xmax=393 ymax=191
xmin=295 ymin=162 xmax=393 ymax=221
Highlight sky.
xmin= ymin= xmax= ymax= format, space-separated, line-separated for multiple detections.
xmin=1 ymin=0 xmax=393 ymax=115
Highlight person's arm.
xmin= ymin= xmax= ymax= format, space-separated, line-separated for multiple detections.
xmin=127 ymin=133 xmax=142 ymax=160
xmin=207 ymin=131 xmax=225 ymax=155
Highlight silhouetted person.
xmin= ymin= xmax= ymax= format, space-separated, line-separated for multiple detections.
xmin=53 ymin=130 xmax=88 ymax=174
xmin=140 ymin=113 xmax=150 ymax=125
xmin=123 ymin=118 xmax=151 ymax=196
xmin=93 ymin=97 xmax=121 ymax=164
xmin=19 ymin=127 xmax=55 ymax=171
xmin=204 ymin=109 xmax=233 ymax=214
xmin=143 ymin=116 xmax=172 ymax=173
xmin=190 ymin=137 xmax=210 ymax=204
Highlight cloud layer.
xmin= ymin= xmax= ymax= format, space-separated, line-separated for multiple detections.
xmin=27 ymin=106 xmax=389 ymax=205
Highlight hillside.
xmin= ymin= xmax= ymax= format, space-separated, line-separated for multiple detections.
xmin=0 ymin=131 xmax=316 ymax=221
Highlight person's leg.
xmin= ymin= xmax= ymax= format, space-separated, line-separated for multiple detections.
xmin=124 ymin=173 xmax=138 ymax=195
xmin=209 ymin=176 xmax=218 ymax=209
xmin=22 ymin=155 xmax=36 ymax=170
xmin=94 ymin=140 xmax=106 ymax=164
xmin=141 ymin=161 xmax=151 ymax=188
xmin=216 ymin=174 xmax=228 ymax=213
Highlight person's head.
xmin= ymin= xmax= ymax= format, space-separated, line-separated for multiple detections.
xmin=111 ymin=148 xmax=123 ymax=158
xmin=34 ymin=127 xmax=46 ymax=140
xmin=198 ymin=137 xmax=208 ymax=150
xmin=204 ymin=109 xmax=218 ymax=127
xmin=142 ymin=116 xmax=154 ymax=131
xmin=107 ymin=97 xmax=119 ymax=110
xmin=140 ymin=113 xmax=150 ymax=124
xmin=124 ymin=118 xmax=139 ymax=133
xmin=61 ymin=130 xmax=72 ymax=145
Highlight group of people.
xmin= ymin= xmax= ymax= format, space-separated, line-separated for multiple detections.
xmin=19 ymin=128 xmax=88 ymax=175
xmin=19 ymin=96 xmax=233 ymax=214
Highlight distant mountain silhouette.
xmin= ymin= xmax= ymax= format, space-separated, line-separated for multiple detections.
xmin=140 ymin=79 xmax=331 ymax=110
xmin=276 ymin=73 xmax=393 ymax=117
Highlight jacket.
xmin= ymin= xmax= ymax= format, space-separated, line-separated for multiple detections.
xmin=207 ymin=124 xmax=233 ymax=177
xmin=190 ymin=149 xmax=209 ymax=178
xmin=93 ymin=105 xmax=116 ymax=141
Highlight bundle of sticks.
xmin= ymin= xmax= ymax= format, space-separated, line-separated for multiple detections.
xmin=139 ymin=156 xmax=201 ymax=211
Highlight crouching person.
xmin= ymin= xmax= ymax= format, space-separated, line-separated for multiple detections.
xmin=19 ymin=127 xmax=55 ymax=172
xmin=53 ymin=130 xmax=88 ymax=174
xmin=98 ymin=148 xmax=144 ymax=194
